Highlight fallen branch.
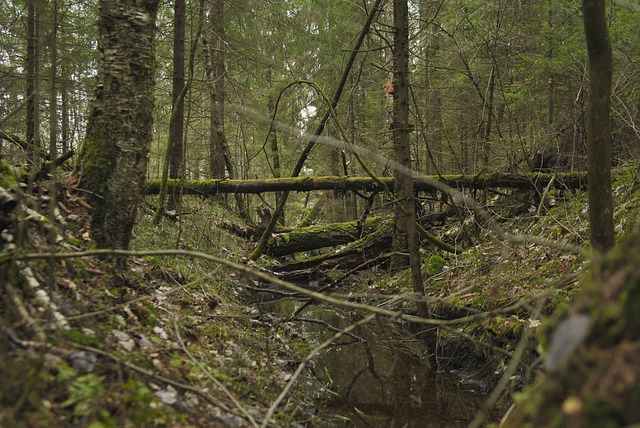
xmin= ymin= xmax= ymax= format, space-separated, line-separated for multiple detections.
xmin=31 ymin=149 xmax=75 ymax=182
xmin=145 ymin=171 xmax=587 ymax=196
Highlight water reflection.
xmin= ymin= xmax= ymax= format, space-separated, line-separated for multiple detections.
xmin=263 ymin=300 xmax=494 ymax=427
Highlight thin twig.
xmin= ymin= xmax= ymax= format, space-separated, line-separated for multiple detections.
xmin=293 ymin=317 xmax=366 ymax=341
xmin=536 ymin=174 xmax=556 ymax=217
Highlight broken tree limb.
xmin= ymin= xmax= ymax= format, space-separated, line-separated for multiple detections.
xmin=145 ymin=171 xmax=587 ymax=196
xmin=0 ymin=129 xmax=47 ymax=158
xmin=31 ymin=149 xmax=74 ymax=182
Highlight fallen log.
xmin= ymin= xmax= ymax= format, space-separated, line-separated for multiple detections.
xmin=266 ymin=215 xmax=391 ymax=257
xmin=272 ymin=226 xmax=393 ymax=274
xmin=145 ymin=171 xmax=587 ymax=195
xmin=266 ymin=209 xmax=456 ymax=257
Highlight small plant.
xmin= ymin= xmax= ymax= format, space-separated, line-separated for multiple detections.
xmin=58 ymin=365 xmax=106 ymax=422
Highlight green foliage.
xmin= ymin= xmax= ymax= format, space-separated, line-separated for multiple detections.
xmin=422 ymin=254 xmax=446 ymax=278
xmin=61 ymin=329 xmax=101 ymax=347
xmin=58 ymin=369 xmax=106 ymax=422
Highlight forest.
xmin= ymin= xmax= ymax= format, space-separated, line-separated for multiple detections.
xmin=1 ymin=0 xmax=640 ymax=426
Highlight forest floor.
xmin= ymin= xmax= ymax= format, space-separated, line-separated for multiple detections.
xmin=1 ymin=164 xmax=640 ymax=427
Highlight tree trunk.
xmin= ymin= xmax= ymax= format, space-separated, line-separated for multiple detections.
xmin=583 ymin=0 xmax=614 ymax=252
xmin=154 ymin=0 xmax=205 ymax=224
xmin=208 ymin=0 xmax=226 ymax=179
xmin=481 ymin=63 xmax=496 ymax=172
xmin=267 ymin=67 xmax=285 ymax=226
xmin=80 ymin=0 xmax=160 ymax=251
xmin=61 ymin=59 xmax=69 ymax=154
xmin=421 ymin=0 xmax=443 ymax=175
xmin=266 ymin=216 xmax=389 ymax=257
xmin=168 ymin=0 xmax=186 ymax=209
xmin=391 ymin=0 xmax=428 ymax=317
xmin=48 ymin=0 xmax=58 ymax=161
xmin=26 ymin=0 xmax=42 ymax=167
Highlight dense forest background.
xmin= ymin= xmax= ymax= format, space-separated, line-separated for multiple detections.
xmin=2 ymin=1 xmax=640 ymax=427
xmin=2 ymin=0 xmax=638 ymax=222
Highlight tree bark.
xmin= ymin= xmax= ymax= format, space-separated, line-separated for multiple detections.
xmin=26 ymin=0 xmax=42 ymax=167
xmin=207 ymin=0 xmax=226 ymax=179
xmin=80 ymin=0 xmax=160 ymax=251
xmin=583 ymin=0 xmax=614 ymax=253
xmin=391 ymin=0 xmax=428 ymax=317
xmin=168 ymin=0 xmax=186 ymax=209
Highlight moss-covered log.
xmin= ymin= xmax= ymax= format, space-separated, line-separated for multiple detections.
xmin=501 ymin=225 xmax=640 ymax=427
xmin=272 ymin=226 xmax=393 ymax=273
xmin=266 ymin=215 xmax=390 ymax=257
xmin=145 ymin=171 xmax=587 ymax=196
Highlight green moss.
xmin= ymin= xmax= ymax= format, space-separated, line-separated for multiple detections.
xmin=0 ymin=160 xmax=25 ymax=187
xmin=62 ymin=329 xmax=101 ymax=347
xmin=422 ymin=254 xmax=446 ymax=277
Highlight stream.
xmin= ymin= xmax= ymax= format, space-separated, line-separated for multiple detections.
xmin=260 ymin=299 xmax=499 ymax=427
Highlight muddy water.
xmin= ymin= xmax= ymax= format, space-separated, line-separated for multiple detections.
xmin=262 ymin=300 xmax=497 ymax=427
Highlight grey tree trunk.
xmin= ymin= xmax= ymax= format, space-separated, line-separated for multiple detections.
xmin=421 ymin=0 xmax=443 ymax=175
xmin=80 ymin=0 xmax=160 ymax=251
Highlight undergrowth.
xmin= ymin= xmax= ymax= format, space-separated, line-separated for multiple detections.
xmin=2 ymin=164 xmax=640 ymax=427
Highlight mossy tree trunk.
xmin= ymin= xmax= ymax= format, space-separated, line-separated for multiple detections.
xmin=501 ymin=223 xmax=640 ymax=427
xmin=80 ymin=0 xmax=160 ymax=251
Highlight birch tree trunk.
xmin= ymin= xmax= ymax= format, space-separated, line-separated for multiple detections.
xmin=80 ymin=0 xmax=160 ymax=251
